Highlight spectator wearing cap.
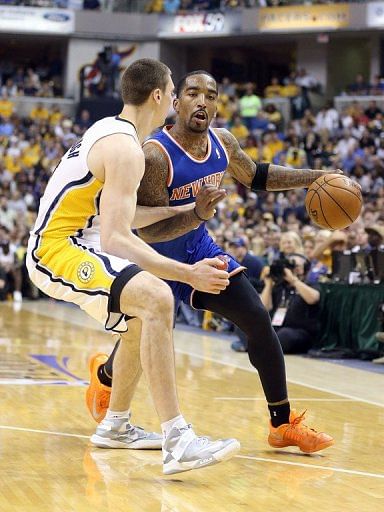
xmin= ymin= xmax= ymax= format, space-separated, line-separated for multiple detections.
xmin=228 ymin=237 xmax=265 ymax=352
xmin=228 ymin=237 xmax=265 ymax=285
xmin=365 ymin=225 xmax=384 ymax=250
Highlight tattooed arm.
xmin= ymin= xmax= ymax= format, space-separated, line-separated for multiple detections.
xmin=137 ymin=143 xmax=225 ymax=243
xmin=215 ymin=128 xmax=341 ymax=191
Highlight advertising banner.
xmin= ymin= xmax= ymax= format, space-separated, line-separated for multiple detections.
xmin=367 ymin=2 xmax=384 ymax=27
xmin=0 ymin=6 xmax=74 ymax=34
xmin=259 ymin=4 xmax=350 ymax=32
xmin=159 ymin=11 xmax=241 ymax=37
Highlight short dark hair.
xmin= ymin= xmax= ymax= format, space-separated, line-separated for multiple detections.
xmin=176 ymin=70 xmax=216 ymax=98
xmin=120 ymin=59 xmax=171 ymax=106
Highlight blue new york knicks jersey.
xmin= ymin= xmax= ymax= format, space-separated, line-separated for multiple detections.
xmin=143 ymin=126 xmax=243 ymax=304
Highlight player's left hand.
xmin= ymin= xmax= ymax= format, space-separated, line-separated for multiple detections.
xmin=195 ymin=184 xmax=226 ymax=221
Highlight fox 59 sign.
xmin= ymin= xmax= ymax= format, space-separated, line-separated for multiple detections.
xmin=159 ymin=11 xmax=240 ymax=37
xmin=174 ymin=12 xmax=225 ymax=33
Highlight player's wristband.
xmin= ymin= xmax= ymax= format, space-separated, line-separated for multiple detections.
xmin=251 ymin=163 xmax=270 ymax=191
xmin=193 ymin=207 xmax=207 ymax=222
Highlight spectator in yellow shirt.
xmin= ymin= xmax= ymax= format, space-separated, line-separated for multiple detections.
xmin=286 ymin=147 xmax=307 ymax=168
xmin=4 ymin=154 xmax=21 ymax=174
xmin=243 ymin=135 xmax=259 ymax=162
xmin=264 ymin=103 xmax=283 ymax=130
xmin=216 ymin=94 xmax=232 ymax=126
xmin=0 ymin=93 xmax=14 ymax=118
xmin=145 ymin=0 xmax=163 ymax=12
xmin=30 ymin=103 xmax=50 ymax=121
xmin=264 ymin=130 xmax=284 ymax=160
xmin=281 ymin=76 xmax=299 ymax=98
xmin=49 ymin=105 xmax=63 ymax=126
xmin=230 ymin=114 xmax=249 ymax=145
xmin=21 ymin=145 xmax=41 ymax=168
xmin=264 ymin=77 xmax=283 ymax=98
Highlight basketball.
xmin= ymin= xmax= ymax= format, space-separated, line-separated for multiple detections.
xmin=305 ymin=174 xmax=363 ymax=230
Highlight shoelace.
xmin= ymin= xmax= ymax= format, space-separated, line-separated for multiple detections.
xmin=178 ymin=424 xmax=210 ymax=447
xmin=287 ymin=410 xmax=318 ymax=440
xmin=126 ymin=424 xmax=146 ymax=435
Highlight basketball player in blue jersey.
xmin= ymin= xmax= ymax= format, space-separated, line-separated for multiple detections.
xmin=27 ymin=60 xmax=241 ymax=475
xmin=88 ymin=70 xmax=335 ymax=454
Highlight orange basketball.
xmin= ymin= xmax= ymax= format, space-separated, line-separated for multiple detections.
xmin=305 ymin=174 xmax=363 ymax=230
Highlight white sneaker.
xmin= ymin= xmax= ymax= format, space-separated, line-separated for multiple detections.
xmin=162 ymin=424 xmax=240 ymax=475
xmin=90 ymin=416 xmax=162 ymax=449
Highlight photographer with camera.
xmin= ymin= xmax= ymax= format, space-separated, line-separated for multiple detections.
xmin=261 ymin=253 xmax=321 ymax=354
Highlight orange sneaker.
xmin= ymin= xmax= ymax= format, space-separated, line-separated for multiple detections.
xmin=86 ymin=353 xmax=111 ymax=423
xmin=268 ymin=410 xmax=334 ymax=453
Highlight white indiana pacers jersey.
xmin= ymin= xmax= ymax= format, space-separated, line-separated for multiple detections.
xmin=27 ymin=116 xmax=140 ymax=333
xmin=31 ymin=116 xmax=139 ymax=248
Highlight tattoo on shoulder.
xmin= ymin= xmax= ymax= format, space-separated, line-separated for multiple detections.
xmin=214 ymin=128 xmax=256 ymax=187
xmin=137 ymin=142 xmax=170 ymax=207
xmin=214 ymin=128 xmax=236 ymax=157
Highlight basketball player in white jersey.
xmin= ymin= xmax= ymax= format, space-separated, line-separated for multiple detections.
xmin=27 ymin=59 xmax=240 ymax=475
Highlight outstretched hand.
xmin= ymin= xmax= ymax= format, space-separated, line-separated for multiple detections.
xmin=194 ymin=184 xmax=226 ymax=221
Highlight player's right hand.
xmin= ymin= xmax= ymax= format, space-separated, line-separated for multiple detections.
xmin=189 ymin=257 xmax=230 ymax=294
xmin=194 ymin=184 xmax=226 ymax=221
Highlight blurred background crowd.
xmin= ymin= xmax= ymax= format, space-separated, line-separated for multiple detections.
xmin=1 ymin=73 xmax=383 ymax=357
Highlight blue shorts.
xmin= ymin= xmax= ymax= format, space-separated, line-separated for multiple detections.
xmin=165 ymin=236 xmax=244 ymax=305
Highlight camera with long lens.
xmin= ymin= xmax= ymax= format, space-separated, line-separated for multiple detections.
xmin=269 ymin=256 xmax=296 ymax=284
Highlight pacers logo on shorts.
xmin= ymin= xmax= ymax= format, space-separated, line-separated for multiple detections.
xmin=77 ymin=261 xmax=95 ymax=283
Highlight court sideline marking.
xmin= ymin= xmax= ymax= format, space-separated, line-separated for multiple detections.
xmin=174 ymin=348 xmax=384 ymax=408
xmin=0 ymin=425 xmax=383 ymax=480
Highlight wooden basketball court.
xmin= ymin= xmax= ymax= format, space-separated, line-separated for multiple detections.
xmin=0 ymin=300 xmax=383 ymax=512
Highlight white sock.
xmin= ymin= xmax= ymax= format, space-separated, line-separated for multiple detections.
xmin=161 ymin=415 xmax=188 ymax=439
xmin=104 ymin=409 xmax=131 ymax=422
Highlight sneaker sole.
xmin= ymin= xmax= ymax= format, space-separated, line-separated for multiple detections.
xmin=163 ymin=439 xmax=241 ymax=475
xmin=90 ymin=434 xmax=161 ymax=450
xmin=268 ymin=437 xmax=335 ymax=453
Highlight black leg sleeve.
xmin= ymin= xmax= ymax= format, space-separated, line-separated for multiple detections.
xmin=193 ymin=272 xmax=288 ymax=404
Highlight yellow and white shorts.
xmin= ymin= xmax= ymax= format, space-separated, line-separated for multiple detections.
xmin=26 ymin=235 xmax=142 ymax=333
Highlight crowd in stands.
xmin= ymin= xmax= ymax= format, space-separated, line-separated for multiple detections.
xmin=345 ymin=73 xmax=384 ymax=97
xmin=0 ymin=63 xmax=63 ymax=98
xmin=1 ymin=75 xmax=383 ymax=357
